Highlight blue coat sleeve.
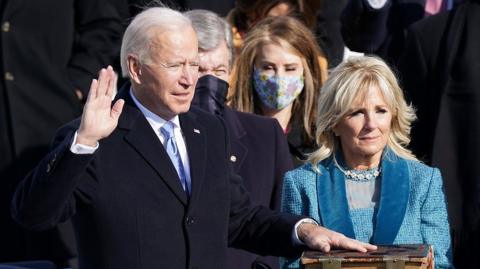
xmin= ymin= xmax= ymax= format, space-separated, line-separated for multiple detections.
xmin=280 ymin=170 xmax=310 ymax=269
xmin=420 ymin=168 xmax=454 ymax=268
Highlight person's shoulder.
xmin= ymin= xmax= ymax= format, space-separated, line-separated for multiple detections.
xmin=225 ymin=108 xmax=284 ymax=138
xmin=188 ymin=106 xmax=223 ymax=125
xmin=403 ymin=158 xmax=441 ymax=186
xmin=231 ymin=109 xmax=278 ymax=126
xmin=404 ymin=158 xmax=436 ymax=173
xmin=284 ymin=162 xmax=319 ymax=181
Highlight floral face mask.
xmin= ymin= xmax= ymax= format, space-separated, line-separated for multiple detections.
xmin=252 ymin=68 xmax=304 ymax=110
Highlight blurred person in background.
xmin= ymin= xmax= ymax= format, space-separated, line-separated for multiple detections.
xmin=314 ymin=0 xmax=349 ymax=68
xmin=399 ymin=0 xmax=480 ymax=267
xmin=0 ymin=0 xmax=122 ymax=266
xmin=229 ymin=16 xmax=327 ymax=167
xmin=185 ymin=9 xmax=293 ymax=269
xmin=341 ymin=0 xmax=460 ymax=65
xmin=227 ymin=1 xmax=320 ymax=57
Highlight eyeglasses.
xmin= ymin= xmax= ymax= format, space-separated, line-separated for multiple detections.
xmin=147 ymin=60 xmax=200 ymax=74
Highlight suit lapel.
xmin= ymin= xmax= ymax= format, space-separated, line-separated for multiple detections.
xmin=372 ymin=149 xmax=409 ymax=244
xmin=316 ymin=157 xmax=356 ymax=238
xmin=179 ymin=111 xmax=206 ymax=208
xmin=118 ymin=90 xmax=188 ymax=205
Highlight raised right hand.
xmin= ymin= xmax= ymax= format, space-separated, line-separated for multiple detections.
xmin=77 ymin=66 xmax=125 ymax=147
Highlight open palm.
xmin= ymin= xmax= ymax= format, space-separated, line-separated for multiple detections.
xmin=77 ymin=66 xmax=125 ymax=146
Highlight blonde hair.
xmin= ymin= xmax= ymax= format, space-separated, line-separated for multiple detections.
xmin=229 ymin=16 xmax=327 ymax=140
xmin=309 ymin=56 xmax=417 ymax=166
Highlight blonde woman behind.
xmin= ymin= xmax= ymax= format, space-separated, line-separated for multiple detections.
xmin=280 ymin=56 xmax=453 ymax=268
xmin=229 ymin=15 xmax=327 ymax=167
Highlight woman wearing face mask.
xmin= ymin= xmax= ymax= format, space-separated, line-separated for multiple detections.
xmin=229 ymin=15 xmax=328 ymax=167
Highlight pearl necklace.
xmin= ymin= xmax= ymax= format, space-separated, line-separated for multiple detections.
xmin=333 ymin=155 xmax=381 ymax=182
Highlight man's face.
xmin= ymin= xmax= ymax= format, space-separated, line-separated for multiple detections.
xmin=198 ymin=40 xmax=230 ymax=82
xmin=132 ymin=26 xmax=199 ymax=120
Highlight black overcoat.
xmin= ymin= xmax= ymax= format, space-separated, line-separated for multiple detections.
xmin=12 ymin=90 xmax=302 ymax=269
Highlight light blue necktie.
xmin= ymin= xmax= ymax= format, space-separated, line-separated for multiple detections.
xmin=160 ymin=121 xmax=190 ymax=195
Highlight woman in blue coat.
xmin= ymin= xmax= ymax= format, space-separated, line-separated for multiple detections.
xmin=281 ymin=56 xmax=453 ymax=268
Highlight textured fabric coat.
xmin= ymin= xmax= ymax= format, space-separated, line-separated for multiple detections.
xmin=280 ymin=150 xmax=453 ymax=268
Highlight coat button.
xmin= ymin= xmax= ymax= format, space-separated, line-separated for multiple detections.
xmin=230 ymin=155 xmax=237 ymax=162
xmin=4 ymin=72 xmax=14 ymax=81
xmin=185 ymin=216 xmax=195 ymax=226
xmin=2 ymin=21 xmax=10 ymax=32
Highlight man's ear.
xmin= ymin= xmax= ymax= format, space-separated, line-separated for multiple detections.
xmin=127 ymin=55 xmax=142 ymax=85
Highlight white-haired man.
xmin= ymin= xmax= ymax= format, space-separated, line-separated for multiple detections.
xmin=12 ymin=7 xmax=376 ymax=269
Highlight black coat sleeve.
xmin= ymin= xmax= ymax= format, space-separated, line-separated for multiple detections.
xmin=11 ymin=121 xmax=97 ymax=230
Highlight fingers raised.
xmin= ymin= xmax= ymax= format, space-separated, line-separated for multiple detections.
xmin=86 ymin=79 xmax=98 ymax=103
xmin=106 ymin=67 xmax=118 ymax=97
xmin=111 ymin=99 xmax=125 ymax=120
xmin=97 ymin=68 xmax=110 ymax=97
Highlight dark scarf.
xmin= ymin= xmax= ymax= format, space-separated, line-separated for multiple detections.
xmin=192 ymin=75 xmax=228 ymax=117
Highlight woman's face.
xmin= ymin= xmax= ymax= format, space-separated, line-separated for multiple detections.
xmin=254 ymin=43 xmax=304 ymax=77
xmin=333 ymin=86 xmax=392 ymax=166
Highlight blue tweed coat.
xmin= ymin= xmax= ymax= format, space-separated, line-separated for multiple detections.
xmin=281 ymin=150 xmax=453 ymax=268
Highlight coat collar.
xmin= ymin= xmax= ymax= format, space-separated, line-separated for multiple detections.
xmin=116 ymin=86 xmax=206 ymax=206
xmin=316 ymin=148 xmax=410 ymax=243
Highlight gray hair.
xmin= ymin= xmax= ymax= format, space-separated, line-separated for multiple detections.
xmin=184 ymin=9 xmax=234 ymax=69
xmin=120 ymin=7 xmax=193 ymax=78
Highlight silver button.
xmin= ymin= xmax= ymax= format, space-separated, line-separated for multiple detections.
xmin=2 ymin=21 xmax=10 ymax=32
xmin=230 ymin=155 xmax=237 ymax=162
xmin=4 ymin=72 xmax=14 ymax=81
